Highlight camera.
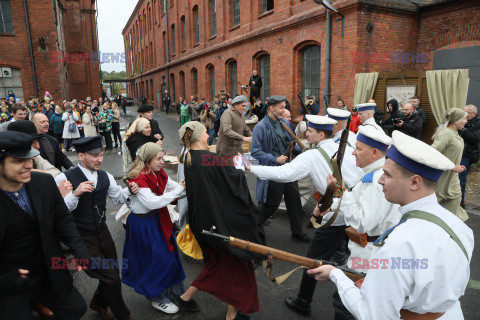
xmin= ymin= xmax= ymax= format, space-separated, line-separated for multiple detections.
xmin=393 ymin=118 xmax=402 ymax=124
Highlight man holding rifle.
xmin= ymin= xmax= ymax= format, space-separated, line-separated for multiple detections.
xmin=251 ymin=95 xmax=310 ymax=243
xmin=327 ymin=108 xmax=357 ymax=147
xmin=309 ymin=131 xmax=473 ymax=319
xmin=248 ymin=114 xmax=362 ymax=315
xmin=315 ymin=125 xmax=401 ymax=319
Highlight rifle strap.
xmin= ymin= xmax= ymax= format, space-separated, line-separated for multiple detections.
xmin=262 ymin=256 xmax=307 ymax=285
xmin=315 ymin=148 xmax=348 ymax=228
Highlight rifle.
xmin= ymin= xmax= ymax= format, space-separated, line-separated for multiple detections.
xmin=297 ymin=92 xmax=310 ymax=115
xmin=310 ymin=116 xmax=352 ymax=228
xmin=273 ymin=113 xmax=307 ymax=150
xmin=202 ymin=229 xmax=365 ymax=283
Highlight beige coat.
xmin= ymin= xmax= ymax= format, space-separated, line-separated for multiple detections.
xmin=82 ymin=113 xmax=97 ymax=137
xmin=216 ymin=106 xmax=251 ymax=157
xmin=34 ymin=155 xmax=61 ymax=177
xmin=432 ymin=127 xmax=468 ymax=221
xmin=200 ymin=109 xmax=216 ymax=130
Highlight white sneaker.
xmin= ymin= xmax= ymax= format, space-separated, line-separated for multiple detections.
xmin=61 ymin=149 xmax=67 ymax=152
xmin=151 ymin=301 xmax=179 ymax=314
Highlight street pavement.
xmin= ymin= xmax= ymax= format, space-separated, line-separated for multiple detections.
xmin=72 ymin=106 xmax=480 ymax=320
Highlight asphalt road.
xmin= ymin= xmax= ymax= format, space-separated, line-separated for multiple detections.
xmin=72 ymin=106 xmax=480 ymax=320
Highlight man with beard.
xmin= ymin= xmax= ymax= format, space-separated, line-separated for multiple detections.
xmin=394 ymin=102 xmax=423 ymax=139
xmin=247 ymin=69 xmax=263 ymax=106
xmin=54 ymin=136 xmax=139 ymax=320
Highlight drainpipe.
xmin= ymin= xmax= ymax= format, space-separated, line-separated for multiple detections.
xmin=23 ymin=0 xmax=39 ymax=97
xmin=323 ymin=0 xmax=331 ymax=114
xmin=165 ymin=4 xmax=170 ymax=96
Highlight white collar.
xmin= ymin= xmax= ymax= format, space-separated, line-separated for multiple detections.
xmin=361 ymin=157 xmax=385 ymax=174
xmin=313 ymin=139 xmax=332 ymax=148
xmin=399 ymin=193 xmax=438 ymax=215
xmin=363 ymin=118 xmax=375 ymax=125
xmin=79 ymin=164 xmax=98 ymax=176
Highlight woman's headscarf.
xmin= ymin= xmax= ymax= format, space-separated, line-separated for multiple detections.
xmin=125 ymin=117 xmax=150 ymax=140
xmin=138 ymin=142 xmax=163 ymax=163
xmin=442 ymin=108 xmax=467 ymax=124
xmin=178 ymin=121 xmax=205 ymax=144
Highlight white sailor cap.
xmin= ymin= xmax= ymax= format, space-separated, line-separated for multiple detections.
xmin=355 ymin=103 xmax=376 ymax=112
xmin=356 ymin=125 xmax=391 ymax=151
xmin=327 ymin=108 xmax=350 ymax=121
xmin=386 ymin=131 xmax=454 ymax=181
xmin=306 ymin=115 xmax=336 ymax=131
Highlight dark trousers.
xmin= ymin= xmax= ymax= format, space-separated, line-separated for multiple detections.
xmin=0 ymin=277 xmax=86 ymax=320
xmin=111 ymin=122 xmax=122 ymax=147
xmin=122 ymin=105 xmax=127 ymax=114
xmin=259 ymin=180 xmax=304 ymax=237
xmin=77 ymin=224 xmax=130 ymax=320
xmin=332 ymin=291 xmax=355 ymax=320
xmin=459 ymin=156 xmax=471 ymax=205
xmin=101 ymin=130 xmax=113 ymax=149
xmin=297 ymin=226 xmax=348 ymax=303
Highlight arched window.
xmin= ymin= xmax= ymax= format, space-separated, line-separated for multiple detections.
xmin=179 ymin=71 xmax=185 ymax=99
xmin=259 ymin=55 xmax=270 ymax=99
xmin=226 ymin=59 xmax=238 ymax=97
xmin=171 ymin=24 xmax=176 ymax=54
xmin=169 ymin=73 xmax=176 ymax=102
xmin=302 ymin=45 xmax=321 ymax=100
xmin=191 ymin=68 xmax=198 ymax=97
xmin=206 ymin=64 xmax=215 ymax=101
xmin=209 ymin=0 xmax=216 ymax=36
xmin=181 ymin=16 xmax=186 ymax=50
xmin=193 ymin=6 xmax=199 ymax=44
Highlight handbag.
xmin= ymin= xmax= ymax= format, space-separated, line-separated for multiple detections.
xmin=98 ymin=122 xmax=107 ymax=130
xmin=68 ymin=121 xmax=77 ymax=132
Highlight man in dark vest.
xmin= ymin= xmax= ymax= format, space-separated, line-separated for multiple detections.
xmin=248 ymin=69 xmax=263 ymax=106
xmin=54 ymin=136 xmax=139 ymax=320
xmin=0 ymin=131 xmax=90 ymax=320
xmin=136 ymin=105 xmax=164 ymax=141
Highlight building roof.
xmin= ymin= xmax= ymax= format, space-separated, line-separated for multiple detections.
xmin=358 ymin=0 xmax=456 ymax=11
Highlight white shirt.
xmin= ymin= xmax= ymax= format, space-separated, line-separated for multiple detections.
xmin=333 ymin=128 xmax=357 ymax=148
xmin=323 ymin=158 xmax=402 ymax=272
xmin=330 ymin=193 xmax=474 ymax=320
xmin=129 ymin=176 xmax=186 ymax=214
xmin=250 ymin=139 xmax=363 ymax=226
xmin=55 ymin=165 xmax=131 ymax=211
xmin=361 ymin=117 xmax=382 ymax=131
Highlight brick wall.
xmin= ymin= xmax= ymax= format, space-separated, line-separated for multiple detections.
xmin=124 ymin=0 xmax=480 ymax=115
xmin=0 ymin=0 xmax=101 ymax=102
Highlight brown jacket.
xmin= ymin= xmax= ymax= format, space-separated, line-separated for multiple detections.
xmin=216 ymin=106 xmax=251 ymax=156
xmin=200 ymin=109 xmax=216 ymax=130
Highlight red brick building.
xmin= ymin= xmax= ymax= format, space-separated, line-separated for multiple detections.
xmin=0 ymin=0 xmax=101 ymax=102
xmin=123 ymin=0 xmax=479 ymax=118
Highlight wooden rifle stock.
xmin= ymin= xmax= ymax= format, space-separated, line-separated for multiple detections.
xmin=273 ymin=113 xmax=306 ymax=150
xmin=201 ymin=230 xmax=365 ymax=282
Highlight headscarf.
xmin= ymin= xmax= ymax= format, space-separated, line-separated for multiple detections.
xmin=442 ymin=108 xmax=467 ymax=124
xmin=137 ymin=142 xmax=163 ymax=163
xmin=124 ymin=117 xmax=150 ymax=140
xmin=178 ymin=121 xmax=205 ymax=144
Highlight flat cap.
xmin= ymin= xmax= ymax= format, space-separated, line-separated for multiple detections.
xmin=137 ymin=104 xmax=154 ymax=113
xmin=7 ymin=120 xmax=42 ymax=140
xmin=231 ymin=95 xmax=248 ymax=105
xmin=0 ymin=131 xmax=39 ymax=159
xmin=73 ymin=136 xmax=104 ymax=154
xmin=267 ymin=95 xmax=287 ymax=105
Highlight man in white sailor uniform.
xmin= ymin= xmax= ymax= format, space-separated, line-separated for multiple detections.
xmin=327 ymin=108 xmax=357 ymax=147
xmin=355 ymin=103 xmax=382 ymax=131
xmin=246 ymin=115 xmax=363 ymax=316
xmin=316 ymin=125 xmax=402 ymax=319
xmin=308 ymin=131 xmax=474 ymax=320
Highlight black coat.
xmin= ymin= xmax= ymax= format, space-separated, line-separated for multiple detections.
xmin=398 ymin=113 xmax=423 ymax=139
xmin=39 ymin=134 xmax=74 ymax=171
xmin=150 ymin=119 xmax=164 ymax=140
xmin=414 ymin=105 xmax=428 ymax=126
xmin=0 ymin=172 xmax=90 ymax=300
xmin=459 ymin=116 xmax=480 ymax=163
xmin=126 ymin=133 xmax=157 ymax=161
xmin=249 ymin=75 xmax=263 ymax=96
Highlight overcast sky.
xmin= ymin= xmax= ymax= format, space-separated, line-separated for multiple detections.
xmin=97 ymin=0 xmax=138 ymax=73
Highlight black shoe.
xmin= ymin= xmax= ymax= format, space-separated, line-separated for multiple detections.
xmin=291 ymin=233 xmax=311 ymax=244
xmin=234 ymin=312 xmax=253 ymax=320
xmin=173 ymin=296 xmax=200 ymax=313
xmin=285 ymin=296 xmax=311 ymax=316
